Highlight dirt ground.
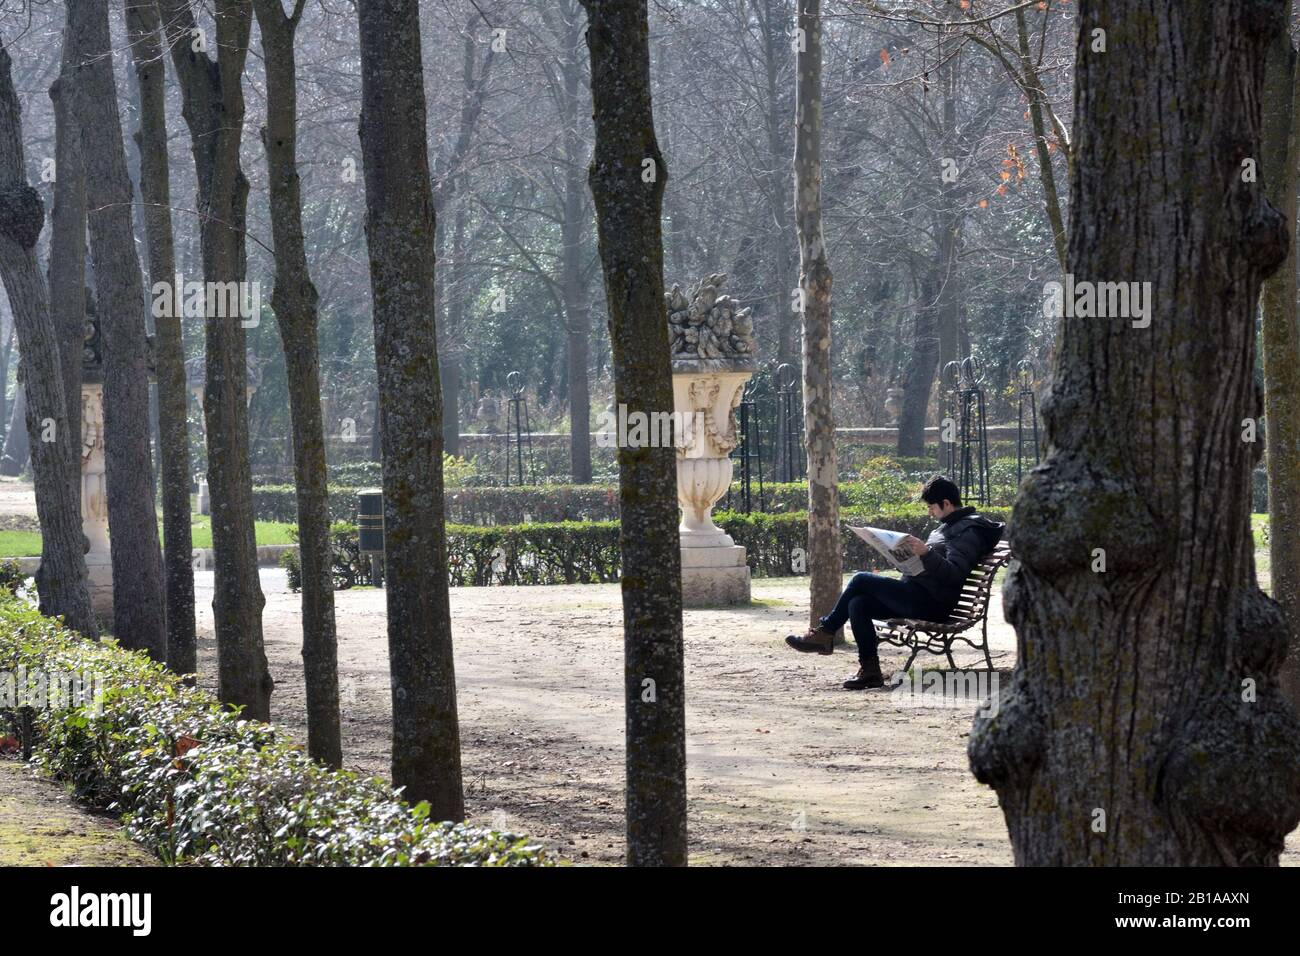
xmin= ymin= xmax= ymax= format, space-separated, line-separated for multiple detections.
xmin=192 ymin=568 xmax=1016 ymax=866
xmin=0 ymin=759 xmax=154 ymax=866
xmin=0 ymin=476 xmax=38 ymax=531
xmin=191 ymin=567 xmax=1300 ymax=866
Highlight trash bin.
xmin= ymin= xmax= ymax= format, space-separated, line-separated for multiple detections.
xmin=357 ymin=489 xmax=384 ymax=587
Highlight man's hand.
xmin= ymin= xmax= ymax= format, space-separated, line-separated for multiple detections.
xmin=902 ymin=534 xmax=929 ymax=556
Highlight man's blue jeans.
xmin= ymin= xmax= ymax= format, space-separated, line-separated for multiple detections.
xmin=819 ymin=573 xmax=948 ymax=668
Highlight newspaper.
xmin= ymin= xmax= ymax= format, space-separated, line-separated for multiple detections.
xmin=849 ymin=526 xmax=925 ymax=576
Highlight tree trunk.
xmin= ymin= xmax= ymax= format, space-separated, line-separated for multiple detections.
xmin=560 ymin=6 xmax=593 ymax=484
xmin=253 ymin=0 xmax=342 ymax=768
xmin=0 ymin=43 xmax=97 ymax=638
xmin=442 ymin=203 xmax=469 ymax=459
xmin=759 ymin=0 xmax=798 ymax=480
xmin=795 ymin=0 xmax=841 ymax=633
xmin=159 ymin=0 xmax=272 ymax=717
xmin=125 ymin=0 xmax=196 ymax=677
xmin=66 ymin=0 xmax=167 ymax=660
xmin=1016 ymin=8 xmax=1068 ymax=274
xmin=357 ymin=0 xmax=463 ymax=818
xmin=968 ymin=0 xmax=1300 ymax=864
xmin=580 ymin=0 xmax=687 ymax=867
xmin=896 ymin=276 xmax=939 ymax=459
xmin=1261 ymin=1 xmax=1300 ymax=711
xmin=47 ymin=56 xmax=85 ymax=520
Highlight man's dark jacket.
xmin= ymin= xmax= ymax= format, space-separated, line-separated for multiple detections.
xmin=907 ymin=506 xmax=1005 ymax=612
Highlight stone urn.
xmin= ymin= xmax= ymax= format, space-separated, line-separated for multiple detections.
xmin=667 ymin=274 xmax=757 ymax=605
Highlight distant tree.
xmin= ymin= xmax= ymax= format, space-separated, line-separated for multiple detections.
xmin=357 ymin=0 xmax=464 ymax=817
xmin=580 ymin=0 xmax=687 ymax=866
xmin=969 ymin=0 xmax=1300 ymax=864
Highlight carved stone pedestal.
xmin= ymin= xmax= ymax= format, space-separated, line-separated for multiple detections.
xmin=80 ymin=383 xmax=113 ymax=615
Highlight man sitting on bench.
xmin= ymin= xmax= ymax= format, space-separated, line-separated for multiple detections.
xmin=784 ymin=475 xmax=1004 ymax=690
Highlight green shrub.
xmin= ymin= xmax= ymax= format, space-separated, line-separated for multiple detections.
xmin=0 ymin=558 xmax=23 ymax=595
xmin=279 ymin=548 xmax=301 ymax=591
xmin=283 ymin=522 xmax=376 ymax=593
xmin=0 ymin=594 xmax=548 ymax=866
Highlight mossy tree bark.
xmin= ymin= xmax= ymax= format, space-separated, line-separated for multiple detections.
xmin=969 ymin=0 xmax=1300 ymax=864
xmin=65 ymin=0 xmax=167 ymax=661
xmin=580 ymin=0 xmax=687 ymax=866
xmin=47 ymin=50 xmax=85 ymax=523
xmin=253 ymin=0 xmax=342 ymax=768
xmin=0 ymin=42 xmax=96 ymax=638
xmin=1260 ymin=1 xmax=1300 ymax=711
xmin=125 ymin=0 xmax=196 ymax=676
xmin=357 ymin=0 xmax=463 ymax=818
xmin=795 ymin=0 xmax=842 ymax=634
xmin=158 ymin=0 xmax=272 ymax=717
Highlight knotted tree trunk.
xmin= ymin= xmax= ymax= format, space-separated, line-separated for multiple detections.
xmin=969 ymin=0 xmax=1300 ymax=864
xmin=580 ymin=0 xmax=687 ymax=866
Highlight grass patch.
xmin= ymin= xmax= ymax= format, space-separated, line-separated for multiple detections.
xmin=187 ymin=517 xmax=296 ymax=549
xmin=0 ymin=531 xmax=40 ymax=559
xmin=0 ymin=521 xmax=297 ymax=557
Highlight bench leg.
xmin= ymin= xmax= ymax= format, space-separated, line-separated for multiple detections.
xmin=900 ymin=630 xmax=921 ymax=674
xmin=980 ymin=615 xmax=994 ymax=671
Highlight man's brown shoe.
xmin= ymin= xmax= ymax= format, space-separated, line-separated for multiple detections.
xmin=843 ymin=667 xmax=885 ymax=690
xmin=785 ymin=627 xmax=833 ymax=655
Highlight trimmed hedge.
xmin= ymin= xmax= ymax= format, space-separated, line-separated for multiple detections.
xmin=290 ymin=508 xmax=1014 ymax=590
xmin=721 ymin=507 xmax=1013 ymax=577
xmin=0 ymin=595 xmax=549 ymax=866
xmin=254 ymin=484 xmax=362 ymax=524
xmin=445 ymin=485 xmax=621 ymax=526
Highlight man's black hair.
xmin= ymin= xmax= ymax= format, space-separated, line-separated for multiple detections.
xmin=921 ymin=475 xmax=962 ymax=509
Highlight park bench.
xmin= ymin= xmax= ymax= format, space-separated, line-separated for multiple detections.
xmin=877 ymin=541 xmax=1012 ymax=672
